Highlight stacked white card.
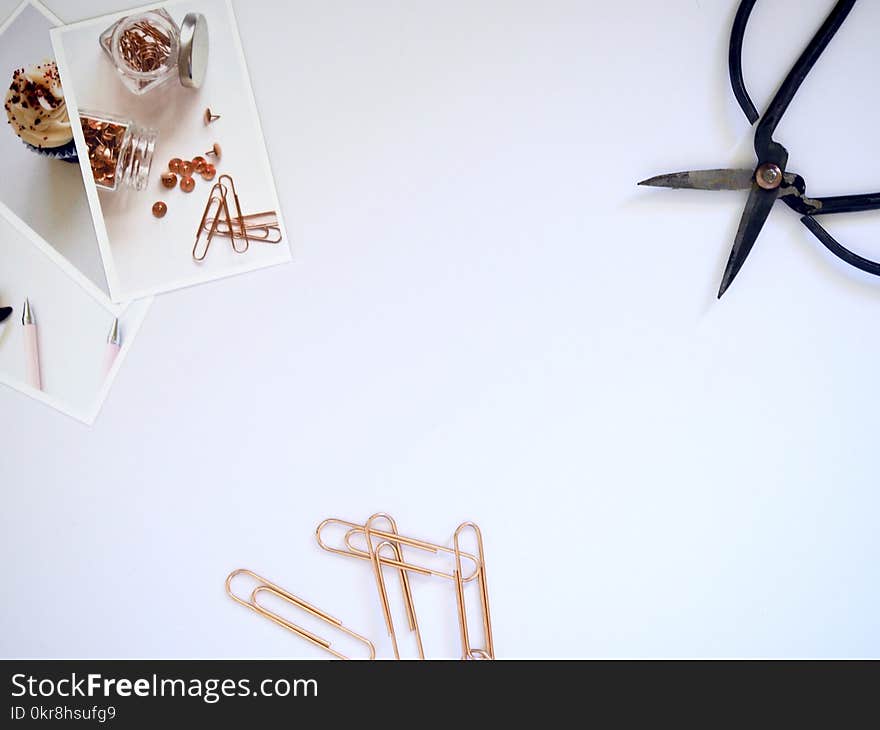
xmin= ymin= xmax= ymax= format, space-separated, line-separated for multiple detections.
xmin=0 ymin=0 xmax=289 ymax=423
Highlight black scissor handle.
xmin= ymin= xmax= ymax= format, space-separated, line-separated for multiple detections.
xmin=729 ymin=0 xmax=857 ymax=160
xmin=811 ymin=192 xmax=880 ymax=216
xmin=753 ymin=0 xmax=857 ymax=162
xmin=728 ymin=0 xmax=760 ymax=125
xmin=780 ymin=189 xmax=880 ymax=217
xmin=801 ymin=216 xmax=880 ymax=276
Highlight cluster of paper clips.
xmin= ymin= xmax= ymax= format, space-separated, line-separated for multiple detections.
xmin=226 ymin=513 xmax=494 ymax=660
xmin=194 ymin=173 xmax=282 ymax=261
xmin=117 ymin=18 xmax=172 ymax=73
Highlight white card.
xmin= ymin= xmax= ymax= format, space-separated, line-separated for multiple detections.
xmin=51 ymin=0 xmax=291 ymax=303
xmin=0 ymin=202 xmax=150 ymax=423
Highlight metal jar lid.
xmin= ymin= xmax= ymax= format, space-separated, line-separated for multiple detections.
xmin=178 ymin=12 xmax=208 ymax=88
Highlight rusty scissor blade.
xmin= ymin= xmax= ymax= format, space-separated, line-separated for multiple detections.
xmin=717 ymin=182 xmax=780 ymax=298
xmin=638 ymin=169 xmax=756 ymax=191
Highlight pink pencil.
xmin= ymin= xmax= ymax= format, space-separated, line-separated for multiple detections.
xmin=22 ymin=298 xmax=41 ymax=391
xmin=103 ymin=318 xmax=121 ymax=376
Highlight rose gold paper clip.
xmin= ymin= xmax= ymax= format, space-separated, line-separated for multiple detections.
xmin=202 ymin=210 xmax=281 ymax=243
xmin=364 ymin=515 xmax=424 ymax=659
xmin=316 ymin=516 xmax=481 ymax=582
xmin=453 ymin=522 xmax=494 ymax=660
xmin=193 ymin=181 xmax=229 ymax=261
xmin=218 ymin=174 xmax=250 ymax=253
xmin=225 ymin=569 xmax=375 ymax=660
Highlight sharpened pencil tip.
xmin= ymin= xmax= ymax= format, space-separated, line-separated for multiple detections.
xmin=107 ymin=318 xmax=121 ymax=346
xmin=21 ymin=297 xmax=33 ymax=325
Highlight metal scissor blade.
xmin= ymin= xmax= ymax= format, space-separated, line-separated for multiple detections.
xmin=717 ymin=183 xmax=779 ymax=298
xmin=638 ymin=169 xmax=754 ymax=191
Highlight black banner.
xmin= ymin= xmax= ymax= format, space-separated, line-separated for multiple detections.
xmin=3 ymin=660 xmax=878 ymax=725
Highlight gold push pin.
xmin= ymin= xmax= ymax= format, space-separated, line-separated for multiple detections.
xmin=205 ymin=142 xmax=222 ymax=160
xmin=204 ymin=107 xmax=221 ymax=125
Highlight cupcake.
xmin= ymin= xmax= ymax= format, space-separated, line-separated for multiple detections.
xmin=4 ymin=61 xmax=77 ymax=162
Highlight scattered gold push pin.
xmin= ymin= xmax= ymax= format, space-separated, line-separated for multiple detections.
xmin=168 ymin=158 xmax=183 ymax=174
xmin=191 ymin=156 xmax=206 ymax=173
xmin=205 ymin=142 xmax=222 ymax=160
xmin=179 ymin=160 xmax=194 ymax=177
xmin=161 ymin=171 xmax=177 ymax=189
xmin=180 ymin=176 xmax=195 ymax=193
xmin=204 ymin=107 xmax=221 ymax=125
xmin=152 ymin=201 xmax=167 ymax=218
xmin=201 ymin=163 xmax=216 ymax=181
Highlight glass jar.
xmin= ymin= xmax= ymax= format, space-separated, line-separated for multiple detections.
xmin=80 ymin=110 xmax=157 ymax=192
xmin=99 ymin=10 xmax=208 ymax=96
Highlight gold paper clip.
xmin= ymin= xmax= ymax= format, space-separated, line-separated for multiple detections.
xmin=226 ymin=569 xmax=375 ymax=660
xmin=193 ymin=181 xmax=230 ymax=261
xmin=453 ymin=522 xmax=494 ymax=659
xmin=364 ymin=515 xmax=424 ymax=659
xmin=218 ymin=174 xmax=250 ymax=253
xmin=203 ymin=211 xmax=282 ymax=243
xmin=316 ymin=516 xmax=481 ymax=582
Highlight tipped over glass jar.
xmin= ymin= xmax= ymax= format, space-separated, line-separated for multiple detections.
xmin=80 ymin=110 xmax=157 ymax=192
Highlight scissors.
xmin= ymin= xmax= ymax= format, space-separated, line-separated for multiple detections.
xmin=639 ymin=0 xmax=880 ymax=298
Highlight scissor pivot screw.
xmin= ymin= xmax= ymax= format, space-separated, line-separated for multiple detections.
xmin=756 ymin=163 xmax=783 ymax=190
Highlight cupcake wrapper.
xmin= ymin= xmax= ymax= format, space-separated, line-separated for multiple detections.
xmin=23 ymin=138 xmax=78 ymax=163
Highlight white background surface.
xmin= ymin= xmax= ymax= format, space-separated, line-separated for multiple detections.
xmin=1 ymin=0 xmax=878 ymax=658
xmin=0 ymin=2 xmax=109 ymax=296
xmin=52 ymin=0 xmax=291 ymax=302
